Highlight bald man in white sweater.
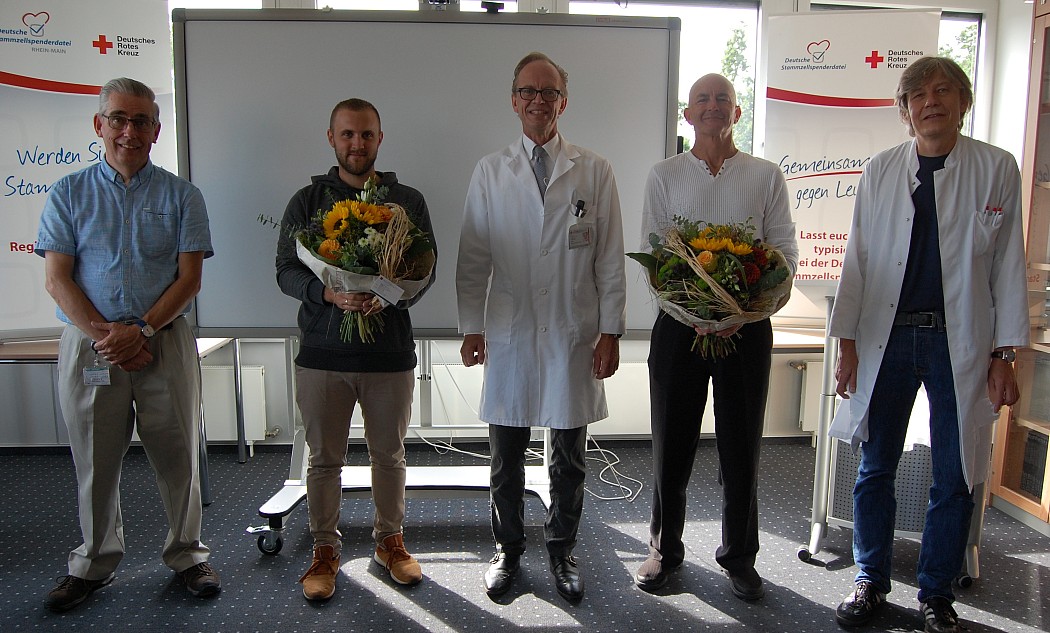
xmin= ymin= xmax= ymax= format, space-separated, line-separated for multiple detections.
xmin=634 ymin=73 xmax=798 ymax=600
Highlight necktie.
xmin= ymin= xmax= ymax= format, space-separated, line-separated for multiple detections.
xmin=532 ymin=145 xmax=548 ymax=199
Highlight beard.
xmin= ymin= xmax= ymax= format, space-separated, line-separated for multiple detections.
xmin=337 ymin=151 xmax=377 ymax=177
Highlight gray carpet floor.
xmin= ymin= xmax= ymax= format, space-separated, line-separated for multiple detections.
xmin=1 ymin=439 xmax=1047 ymax=632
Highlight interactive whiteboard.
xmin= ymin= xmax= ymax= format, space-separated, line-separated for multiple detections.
xmin=174 ymin=9 xmax=678 ymax=336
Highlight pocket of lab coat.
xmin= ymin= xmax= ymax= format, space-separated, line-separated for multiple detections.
xmin=972 ymin=207 xmax=1003 ymax=255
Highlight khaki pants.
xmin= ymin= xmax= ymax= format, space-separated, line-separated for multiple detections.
xmin=58 ymin=319 xmax=209 ymax=580
xmin=296 ymin=367 xmax=415 ymax=550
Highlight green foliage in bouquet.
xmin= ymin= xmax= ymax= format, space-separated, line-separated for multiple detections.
xmin=628 ymin=217 xmax=791 ymax=358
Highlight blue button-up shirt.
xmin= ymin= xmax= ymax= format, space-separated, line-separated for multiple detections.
xmin=36 ymin=159 xmax=213 ymax=324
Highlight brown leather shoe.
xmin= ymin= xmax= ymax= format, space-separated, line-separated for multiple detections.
xmin=299 ymin=544 xmax=340 ymax=600
xmin=374 ymin=533 xmax=422 ymax=585
xmin=177 ymin=562 xmax=221 ymax=597
xmin=45 ymin=573 xmax=115 ymax=612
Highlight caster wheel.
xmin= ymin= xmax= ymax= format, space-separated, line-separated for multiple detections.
xmin=257 ymin=532 xmax=283 ymax=555
xmin=955 ymin=574 xmax=973 ymax=589
xmin=797 ymin=547 xmax=812 ymax=562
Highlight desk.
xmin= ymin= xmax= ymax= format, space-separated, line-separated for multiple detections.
xmin=0 ymin=336 xmax=222 ymax=502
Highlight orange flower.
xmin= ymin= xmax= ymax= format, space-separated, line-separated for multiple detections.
xmin=317 ymin=239 xmax=341 ymax=260
xmin=697 ymin=250 xmax=718 ymax=273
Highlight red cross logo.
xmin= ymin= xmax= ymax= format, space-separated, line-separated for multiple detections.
xmin=92 ymin=35 xmax=113 ymax=54
xmin=865 ymin=50 xmax=884 ymax=69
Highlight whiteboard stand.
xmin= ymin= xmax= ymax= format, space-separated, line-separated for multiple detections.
xmin=231 ymin=338 xmax=248 ymax=463
xmin=248 ymin=338 xmax=551 ymax=556
xmin=798 ymin=295 xmax=839 ymax=561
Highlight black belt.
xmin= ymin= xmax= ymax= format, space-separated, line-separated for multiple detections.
xmin=893 ymin=311 xmax=946 ymax=330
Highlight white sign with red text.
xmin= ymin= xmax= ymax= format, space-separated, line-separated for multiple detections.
xmin=0 ymin=0 xmax=172 ymax=339
xmin=765 ymin=10 xmax=939 ymax=285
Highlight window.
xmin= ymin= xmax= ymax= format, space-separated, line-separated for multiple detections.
xmin=570 ymin=2 xmax=759 ymax=152
xmin=322 ymin=1 xmax=519 ymax=10
xmin=168 ymin=0 xmax=262 ymax=9
xmin=938 ymin=12 xmax=980 ymax=135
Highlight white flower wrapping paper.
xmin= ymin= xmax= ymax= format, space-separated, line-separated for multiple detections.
xmin=295 ymin=239 xmax=433 ymax=306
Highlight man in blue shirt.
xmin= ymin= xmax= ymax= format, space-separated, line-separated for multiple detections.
xmin=36 ymin=77 xmax=220 ymax=612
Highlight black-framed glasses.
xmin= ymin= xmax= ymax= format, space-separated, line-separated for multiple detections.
xmin=514 ymin=87 xmax=563 ymax=102
xmin=100 ymin=113 xmax=157 ymax=131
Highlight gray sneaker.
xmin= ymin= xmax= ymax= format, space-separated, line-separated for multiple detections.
xmin=44 ymin=573 xmax=115 ymax=612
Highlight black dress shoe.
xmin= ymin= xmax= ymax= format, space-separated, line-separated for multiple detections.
xmin=484 ymin=551 xmax=520 ymax=597
xmin=635 ymin=556 xmax=677 ymax=591
xmin=724 ymin=567 xmax=764 ymax=601
xmin=550 ymin=555 xmax=584 ymax=602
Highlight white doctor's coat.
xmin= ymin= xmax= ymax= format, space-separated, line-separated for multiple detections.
xmin=456 ymin=136 xmax=627 ymax=429
xmin=828 ymin=135 xmax=1030 ymax=487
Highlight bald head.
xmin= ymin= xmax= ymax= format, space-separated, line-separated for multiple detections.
xmin=688 ymin=73 xmax=736 ymax=107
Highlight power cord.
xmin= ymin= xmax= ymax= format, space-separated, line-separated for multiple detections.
xmin=410 ymin=429 xmax=643 ymax=502
xmin=418 ymin=342 xmax=644 ymax=502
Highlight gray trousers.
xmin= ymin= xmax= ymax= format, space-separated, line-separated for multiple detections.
xmin=488 ymin=424 xmax=587 ymax=558
xmin=58 ymin=318 xmax=209 ymax=580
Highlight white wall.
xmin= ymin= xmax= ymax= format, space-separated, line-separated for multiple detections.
xmin=990 ymin=0 xmax=1035 ymax=164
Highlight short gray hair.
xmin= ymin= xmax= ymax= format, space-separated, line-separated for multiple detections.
xmin=98 ymin=77 xmax=159 ymax=119
xmin=896 ymin=57 xmax=972 ymax=135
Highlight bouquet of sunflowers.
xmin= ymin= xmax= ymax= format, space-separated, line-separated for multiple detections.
xmin=628 ymin=217 xmax=792 ymax=358
xmin=291 ymin=176 xmax=434 ymax=343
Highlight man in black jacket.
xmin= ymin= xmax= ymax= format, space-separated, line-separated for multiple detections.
xmin=275 ymin=98 xmax=436 ymax=600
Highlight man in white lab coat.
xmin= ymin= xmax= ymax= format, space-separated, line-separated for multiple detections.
xmin=456 ymin=51 xmax=627 ymax=602
xmin=829 ymin=57 xmax=1029 ymax=633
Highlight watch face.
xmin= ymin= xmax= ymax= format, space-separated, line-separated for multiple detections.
xmin=141 ymin=324 xmax=156 ymax=339
xmin=995 ymin=349 xmax=1016 ymax=362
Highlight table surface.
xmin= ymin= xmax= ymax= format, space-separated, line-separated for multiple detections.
xmin=0 ymin=337 xmax=232 ymax=362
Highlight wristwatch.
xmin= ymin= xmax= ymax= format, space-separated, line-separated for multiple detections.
xmin=991 ymin=349 xmax=1016 ymax=362
xmin=134 ymin=319 xmax=156 ymax=340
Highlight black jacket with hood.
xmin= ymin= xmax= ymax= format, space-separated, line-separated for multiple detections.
xmin=276 ymin=167 xmax=436 ymax=372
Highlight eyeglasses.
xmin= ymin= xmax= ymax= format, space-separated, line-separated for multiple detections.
xmin=100 ymin=113 xmax=157 ymax=131
xmin=514 ymin=87 xmax=563 ymax=102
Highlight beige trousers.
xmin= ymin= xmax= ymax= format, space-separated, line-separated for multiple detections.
xmin=58 ymin=318 xmax=209 ymax=580
xmin=295 ymin=367 xmax=415 ymax=550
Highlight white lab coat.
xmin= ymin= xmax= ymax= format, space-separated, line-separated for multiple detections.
xmin=456 ymin=135 xmax=627 ymax=428
xmin=828 ymin=135 xmax=1030 ymax=487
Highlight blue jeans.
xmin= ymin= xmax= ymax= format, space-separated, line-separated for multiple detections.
xmin=852 ymin=325 xmax=974 ymax=603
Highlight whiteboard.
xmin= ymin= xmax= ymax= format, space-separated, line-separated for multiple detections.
xmin=174 ymin=9 xmax=679 ymax=337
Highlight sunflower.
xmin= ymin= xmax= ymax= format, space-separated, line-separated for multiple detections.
xmin=726 ymin=241 xmax=754 ymax=256
xmin=689 ymin=235 xmax=734 ymax=253
xmin=350 ymin=200 xmax=394 ymax=225
xmin=323 ymin=201 xmax=353 ymax=238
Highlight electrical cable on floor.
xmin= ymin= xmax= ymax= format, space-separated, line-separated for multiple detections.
xmin=417 ymin=342 xmax=643 ymax=502
xmin=410 ymin=430 xmax=643 ymax=503
xmin=584 ymin=434 xmax=643 ymax=502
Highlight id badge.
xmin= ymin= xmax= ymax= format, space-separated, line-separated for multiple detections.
xmin=568 ymin=223 xmax=593 ymax=250
xmin=84 ymin=366 xmax=111 ymax=386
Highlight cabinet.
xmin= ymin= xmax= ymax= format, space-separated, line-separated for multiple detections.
xmin=990 ymin=9 xmax=1050 ymax=523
